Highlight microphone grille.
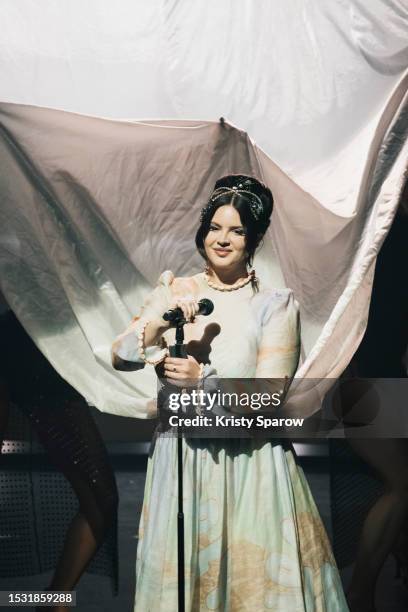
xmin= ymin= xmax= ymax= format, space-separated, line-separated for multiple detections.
xmin=199 ymin=298 xmax=214 ymax=316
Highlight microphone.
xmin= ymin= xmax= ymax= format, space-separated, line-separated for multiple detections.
xmin=163 ymin=298 xmax=214 ymax=323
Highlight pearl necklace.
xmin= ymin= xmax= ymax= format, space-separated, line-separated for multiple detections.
xmin=204 ymin=269 xmax=256 ymax=291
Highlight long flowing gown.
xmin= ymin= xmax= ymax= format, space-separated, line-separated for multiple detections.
xmin=112 ymin=271 xmax=349 ymax=611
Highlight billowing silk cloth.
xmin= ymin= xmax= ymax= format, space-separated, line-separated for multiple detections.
xmin=0 ymin=84 xmax=407 ymax=419
xmin=0 ymin=0 xmax=407 ymax=419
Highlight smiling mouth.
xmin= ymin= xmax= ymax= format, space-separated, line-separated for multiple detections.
xmin=213 ymin=249 xmax=232 ymax=256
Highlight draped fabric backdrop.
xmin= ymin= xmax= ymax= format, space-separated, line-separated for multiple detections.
xmin=0 ymin=1 xmax=407 ymax=419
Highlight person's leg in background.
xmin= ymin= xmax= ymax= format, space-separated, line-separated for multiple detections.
xmin=346 ymin=439 xmax=408 ymax=612
xmin=32 ymin=399 xmax=118 ymax=612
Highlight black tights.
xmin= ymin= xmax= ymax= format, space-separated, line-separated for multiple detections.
xmin=0 ymin=395 xmax=118 ymax=611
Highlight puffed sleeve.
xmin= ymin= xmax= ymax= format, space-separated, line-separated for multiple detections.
xmin=207 ymin=290 xmax=301 ymax=418
xmin=111 ymin=270 xmax=174 ymax=370
xmin=255 ymin=289 xmax=300 ymax=380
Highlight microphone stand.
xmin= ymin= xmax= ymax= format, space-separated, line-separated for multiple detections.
xmin=169 ymin=319 xmax=187 ymax=612
xmin=163 ymin=300 xmax=213 ymax=611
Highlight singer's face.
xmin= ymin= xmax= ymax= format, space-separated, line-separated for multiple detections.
xmin=204 ymin=205 xmax=247 ymax=270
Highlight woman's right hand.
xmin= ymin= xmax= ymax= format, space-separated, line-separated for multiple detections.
xmin=164 ymin=295 xmax=200 ymax=324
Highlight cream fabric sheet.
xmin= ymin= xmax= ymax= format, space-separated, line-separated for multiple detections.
xmin=0 ymin=83 xmax=406 ymax=418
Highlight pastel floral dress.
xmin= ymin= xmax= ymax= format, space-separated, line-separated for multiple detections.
xmin=112 ymin=271 xmax=349 ymax=612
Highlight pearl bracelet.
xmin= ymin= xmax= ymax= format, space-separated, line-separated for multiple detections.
xmin=137 ymin=319 xmax=168 ymax=365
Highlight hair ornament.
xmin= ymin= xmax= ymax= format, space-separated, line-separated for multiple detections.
xmin=200 ymin=185 xmax=264 ymax=222
xmin=210 ymin=187 xmax=264 ymax=220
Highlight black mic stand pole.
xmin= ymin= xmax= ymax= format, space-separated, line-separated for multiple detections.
xmin=169 ymin=320 xmax=187 ymax=612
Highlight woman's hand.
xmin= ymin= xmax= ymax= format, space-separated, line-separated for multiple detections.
xmin=165 ymin=295 xmax=200 ymax=324
xmin=163 ymin=355 xmax=201 ymax=387
xmin=144 ymin=295 xmax=199 ymax=347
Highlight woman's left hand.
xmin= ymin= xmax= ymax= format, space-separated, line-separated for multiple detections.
xmin=163 ymin=355 xmax=201 ymax=387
